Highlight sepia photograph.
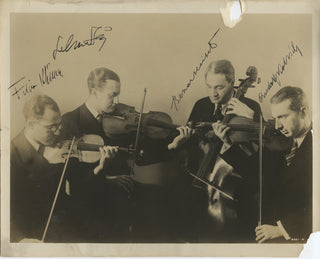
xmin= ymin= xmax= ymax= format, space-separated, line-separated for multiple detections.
xmin=1 ymin=0 xmax=319 ymax=257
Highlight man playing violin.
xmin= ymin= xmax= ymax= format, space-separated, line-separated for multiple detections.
xmin=10 ymin=94 xmax=117 ymax=242
xmin=61 ymin=67 xmax=193 ymax=242
xmin=255 ymin=86 xmax=312 ymax=243
xmin=185 ymin=59 xmax=262 ymax=242
xmin=61 ymin=67 xmax=135 ymax=241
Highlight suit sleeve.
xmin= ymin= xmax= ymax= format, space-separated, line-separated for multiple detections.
xmin=10 ymin=144 xmax=28 ymax=242
xmin=188 ymin=101 xmax=200 ymax=122
xmin=277 ymin=174 xmax=312 ymax=240
xmin=61 ymin=112 xmax=82 ymax=139
xmin=66 ymin=158 xmax=107 ymax=201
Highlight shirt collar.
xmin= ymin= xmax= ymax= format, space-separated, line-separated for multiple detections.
xmin=24 ymin=129 xmax=40 ymax=151
xmin=85 ymin=101 xmax=100 ymax=119
xmin=211 ymin=94 xmax=233 ymax=116
xmin=213 ymin=102 xmax=229 ymax=116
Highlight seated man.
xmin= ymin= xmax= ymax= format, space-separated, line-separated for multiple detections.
xmin=255 ymin=86 xmax=312 ymax=243
xmin=213 ymin=86 xmax=312 ymax=243
xmin=61 ymin=67 xmax=193 ymax=242
xmin=10 ymin=94 xmax=117 ymax=242
xmin=183 ymin=60 xmax=261 ymax=242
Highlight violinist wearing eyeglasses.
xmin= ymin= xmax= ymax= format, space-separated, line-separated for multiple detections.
xmin=10 ymin=94 xmax=117 ymax=243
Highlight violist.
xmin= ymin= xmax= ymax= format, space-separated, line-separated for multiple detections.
xmin=10 ymin=65 xmax=312 ymax=244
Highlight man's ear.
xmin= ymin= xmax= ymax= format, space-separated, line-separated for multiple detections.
xmin=26 ymin=120 xmax=35 ymax=129
xmin=299 ymin=105 xmax=310 ymax=118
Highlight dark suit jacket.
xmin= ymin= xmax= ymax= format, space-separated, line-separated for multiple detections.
xmin=61 ymin=104 xmax=106 ymax=142
xmin=188 ymin=96 xmax=261 ymax=123
xmin=10 ymin=130 xmax=69 ymax=242
xmin=61 ymin=103 xmax=131 ymax=174
xmin=273 ymin=130 xmax=312 ymax=241
xmin=222 ymin=130 xmax=312 ymax=242
xmin=185 ymin=95 xmax=262 ymax=241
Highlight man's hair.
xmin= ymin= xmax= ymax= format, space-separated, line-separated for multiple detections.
xmin=205 ymin=59 xmax=235 ymax=84
xmin=270 ymin=86 xmax=309 ymax=112
xmin=23 ymin=94 xmax=60 ymax=121
xmin=87 ymin=67 xmax=120 ymax=93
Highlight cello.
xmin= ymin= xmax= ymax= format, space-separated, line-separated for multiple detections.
xmin=188 ymin=66 xmax=262 ymax=236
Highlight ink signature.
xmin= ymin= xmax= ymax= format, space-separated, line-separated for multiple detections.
xmin=9 ymin=25 xmax=111 ymax=100
xmin=259 ymin=41 xmax=303 ymax=102
xmin=8 ymin=63 xmax=63 ymax=100
xmin=170 ymin=28 xmax=220 ymax=111
xmin=52 ymin=26 xmax=112 ymax=60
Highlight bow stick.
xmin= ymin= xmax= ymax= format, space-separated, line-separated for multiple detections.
xmin=130 ymin=88 xmax=147 ymax=175
xmin=41 ymin=136 xmax=76 ymax=242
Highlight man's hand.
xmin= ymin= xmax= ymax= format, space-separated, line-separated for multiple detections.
xmin=105 ymin=175 xmax=134 ymax=194
xmin=94 ymin=146 xmax=118 ymax=175
xmin=168 ymin=126 xmax=194 ymax=150
xmin=255 ymin=224 xmax=283 ymax=243
xmin=226 ymin=98 xmax=254 ymax=119
xmin=212 ymin=121 xmax=232 ymax=146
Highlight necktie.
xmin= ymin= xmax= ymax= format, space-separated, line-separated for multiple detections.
xmin=214 ymin=104 xmax=224 ymax=121
xmin=38 ymin=143 xmax=45 ymax=156
xmin=285 ymin=141 xmax=298 ymax=166
xmin=96 ymin=113 xmax=103 ymax=124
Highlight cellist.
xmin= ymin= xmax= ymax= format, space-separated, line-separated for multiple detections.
xmin=186 ymin=60 xmax=262 ymax=242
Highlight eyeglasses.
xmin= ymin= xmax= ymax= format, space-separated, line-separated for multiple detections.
xmin=39 ymin=122 xmax=63 ymax=133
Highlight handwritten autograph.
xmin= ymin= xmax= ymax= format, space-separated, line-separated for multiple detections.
xmin=170 ymin=28 xmax=220 ymax=111
xmin=8 ymin=63 xmax=63 ymax=100
xmin=259 ymin=41 xmax=303 ymax=101
xmin=9 ymin=25 xmax=110 ymax=100
xmin=52 ymin=26 xmax=112 ymax=60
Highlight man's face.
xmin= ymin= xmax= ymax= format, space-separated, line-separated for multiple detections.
xmin=95 ymin=80 xmax=120 ymax=113
xmin=206 ymin=73 xmax=234 ymax=104
xmin=30 ymin=108 xmax=62 ymax=146
xmin=271 ymin=99 xmax=305 ymax=138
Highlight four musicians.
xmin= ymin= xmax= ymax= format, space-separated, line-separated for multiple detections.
xmin=10 ymin=61 xmax=313 ymax=243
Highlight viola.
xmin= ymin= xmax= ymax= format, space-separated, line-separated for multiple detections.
xmin=102 ymin=103 xmax=177 ymax=140
xmin=43 ymin=134 xmax=135 ymax=164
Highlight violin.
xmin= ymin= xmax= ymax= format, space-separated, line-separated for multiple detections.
xmin=102 ymin=96 xmax=183 ymax=186
xmin=192 ymin=117 xmax=292 ymax=151
xmin=102 ymin=103 xmax=177 ymax=139
xmin=43 ymin=134 xmax=135 ymax=164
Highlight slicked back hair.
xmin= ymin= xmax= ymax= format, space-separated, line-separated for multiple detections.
xmin=87 ymin=67 xmax=120 ymax=93
xmin=23 ymin=94 xmax=60 ymax=121
xmin=205 ymin=59 xmax=235 ymax=84
xmin=271 ymin=86 xmax=308 ymax=112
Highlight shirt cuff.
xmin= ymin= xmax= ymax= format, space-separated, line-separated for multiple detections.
xmin=277 ymin=220 xmax=291 ymax=240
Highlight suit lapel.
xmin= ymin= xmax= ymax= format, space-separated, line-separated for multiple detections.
xmin=289 ymin=130 xmax=312 ymax=168
xmin=79 ymin=104 xmax=106 ymax=138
